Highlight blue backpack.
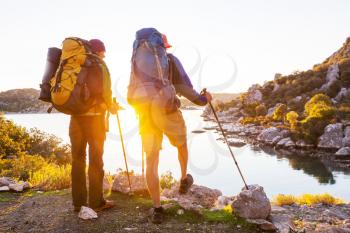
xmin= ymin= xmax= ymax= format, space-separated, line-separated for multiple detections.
xmin=127 ymin=28 xmax=177 ymax=113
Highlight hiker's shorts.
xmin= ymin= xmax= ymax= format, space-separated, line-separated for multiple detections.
xmin=137 ymin=105 xmax=187 ymax=153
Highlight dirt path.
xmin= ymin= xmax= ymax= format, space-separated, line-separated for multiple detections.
xmin=0 ymin=190 xmax=260 ymax=233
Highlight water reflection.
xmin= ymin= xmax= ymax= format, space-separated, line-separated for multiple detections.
xmin=260 ymin=146 xmax=335 ymax=184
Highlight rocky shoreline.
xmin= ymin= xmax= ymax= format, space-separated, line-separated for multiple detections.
xmin=201 ymin=107 xmax=350 ymax=170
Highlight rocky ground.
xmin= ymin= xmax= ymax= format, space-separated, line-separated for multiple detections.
xmin=0 ymin=190 xmax=259 ymax=233
xmin=202 ymin=107 xmax=350 ymax=170
xmin=1 ymin=186 xmax=350 ymax=233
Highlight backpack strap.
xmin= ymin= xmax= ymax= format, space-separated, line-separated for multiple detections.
xmin=145 ymin=41 xmax=166 ymax=85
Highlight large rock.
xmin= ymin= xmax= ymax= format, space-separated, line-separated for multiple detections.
xmin=345 ymin=126 xmax=350 ymax=138
xmin=162 ymin=184 xmax=222 ymax=211
xmin=343 ymin=137 xmax=350 ymax=147
xmin=0 ymin=177 xmax=16 ymax=187
xmin=335 ymin=147 xmax=350 ymax=159
xmin=318 ymin=123 xmax=344 ymax=149
xmin=244 ymin=84 xmax=263 ymax=105
xmin=276 ymin=137 xmax=295 ymax=148
xmin=112 ymin=174 xmax=148 ymax=194
xmin=246 ymin=219 xmax=277 ymax=231
xmin=334 ymin=88 xmax=350 ymax=102
xmin=0 ymin=186 xmax=10 ymax=192
xmin=257 ymin=127 xmax=289 ymax=145
xmin=321 ymin=64 xmax=339 ymax=90
xmin=9 ymin=182 xmax=31 ymax=192
xmin=231 ymin=184 xmax=271 ymax=219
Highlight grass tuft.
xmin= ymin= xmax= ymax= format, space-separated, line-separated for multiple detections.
xmin=273 ymin=193 xmax=345 ymax=206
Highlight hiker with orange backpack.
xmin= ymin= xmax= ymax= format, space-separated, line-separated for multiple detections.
xmin=127 ymin=28 xmax=212 ymax=224
xmin=39 ymin=38 xmax=119 ymax=212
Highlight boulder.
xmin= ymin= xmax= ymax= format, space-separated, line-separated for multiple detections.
xmin=231 ymin=184 xmax=271 ymax=219
xmin=270 ymin=214 xmax=295 ymax=233
xmin=321 ymin=64 xmax=339 ymax=90
xmin=345 ymin=126 xmax=350 ymax=138
xmin=343 ymin=137 xmax=350 ymax=147
xmin=246 ymin=219 xmax=277 ymax=231
xmin=0 ymin=177 xmax=16 ymax=187
xmin=244 ymin=85 xmax=263 ymax=105
xmin=0 ymin=186 xmax=10 ymax=192
xmin=112 ymin=174 xmax=148 ymax=194
xmin=9 ymin=182 xmax=31 ymax=192
xmin=318 ymin=123 xmax=344 ymax=149
xmin=162 ymin=184 xmax=222 ymax=211
xmin=335 ymin=147 xmax=350 ymax=159
xmin=276 ymin=137 xmax=295 ymax=148
xmin=257 ymin=127 xmax=289 ymax=145
xmin=334 ymin=88 xmax=350 ymax=102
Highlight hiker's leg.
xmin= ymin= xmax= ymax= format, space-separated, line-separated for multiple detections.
xmin=177 ymin=142 xmax=188 ymax=180
xmin=143 ymin=134 xmax=162 ymax=208
xmin=162 ymin=109 xmax=188 ymax=181
xmin=146 ymin=150 xmax=161 ymax=207
xmin=69 ymin=116 xmax=88 ymax=208
xmin=86 ymin=116 xmax=106 ymax=208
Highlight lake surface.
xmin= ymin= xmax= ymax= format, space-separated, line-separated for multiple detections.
xmin=5 ymin=110 xmax=350 ymax=200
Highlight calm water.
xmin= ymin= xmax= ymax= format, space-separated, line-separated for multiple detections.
xmin=5 ymin=110 xmax=350 ymax=200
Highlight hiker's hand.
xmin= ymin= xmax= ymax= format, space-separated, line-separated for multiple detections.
xmin=109 ymin=102 xmax=120 ymax=115
xmin=204 ymin=91 xmax=213 ymax=102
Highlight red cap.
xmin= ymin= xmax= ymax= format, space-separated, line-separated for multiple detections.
xmin=161 ymin=34 xmax=172 ymax=48
xmin=89 ymin=39 xmax=106 ymax=53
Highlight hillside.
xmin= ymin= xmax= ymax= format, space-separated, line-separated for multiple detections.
xmin=0 ymin=88 xmax=50 ymax=113
xmin=205 ymin=37 xmax=350 ymax=160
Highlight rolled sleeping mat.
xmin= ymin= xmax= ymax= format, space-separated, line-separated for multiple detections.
xmin=39 ymin=47 xmax=62 ymax=102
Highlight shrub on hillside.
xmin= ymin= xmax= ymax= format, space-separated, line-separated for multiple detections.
xmin=255 ymin=104 xmax=267 ymax=116
xmin=272 ymin=104 xmax=287 ymax=121
xmin=299 ymin=94 xmax=335 ymax=143
xmin=286 ymin=111 xmax=299 ymax=130
xmin=0 ymin=117 xmax=70 ymax=163
xmin=304 ymin=94 xmax=332 ymax=116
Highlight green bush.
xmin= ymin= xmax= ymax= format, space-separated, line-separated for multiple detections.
xmin=0 ymin=117 xmax=70 ymax=163
xmin=0 ymin=155 xmax=47 ymax=180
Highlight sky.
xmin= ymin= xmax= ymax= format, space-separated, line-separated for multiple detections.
xmin=1 ymin=0 xmax=349 ymax=97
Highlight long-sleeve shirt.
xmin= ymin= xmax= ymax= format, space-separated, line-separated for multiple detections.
xmin=168 ymin=54 xmax=208 ymax=106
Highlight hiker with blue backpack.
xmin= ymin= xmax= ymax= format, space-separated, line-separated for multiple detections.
xmin=127 ymin=28 xmax=212 ymax=224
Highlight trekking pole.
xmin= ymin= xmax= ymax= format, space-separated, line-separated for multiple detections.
xmin=201 ymin=89 xmax=249 ymax=190
xmin=113 ymin=98 xmax=132 ymax=192
xmin=142 ymin=147 xmax=145 ymax=178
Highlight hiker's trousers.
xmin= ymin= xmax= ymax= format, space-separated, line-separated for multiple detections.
xmin=69 ymin=115 xmax=106 ymax=209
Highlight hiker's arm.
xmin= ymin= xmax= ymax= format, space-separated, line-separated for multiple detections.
xmin=170 ymin=55 xmax=208 ymax=106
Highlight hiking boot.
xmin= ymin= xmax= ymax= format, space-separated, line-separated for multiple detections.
xmin=92 ymin=200 xmax=115 ymax=212
xmin=179 ymin=174 xmax=194 ymax=194
xmin=149 ymin=206 xmax=164 ymax=224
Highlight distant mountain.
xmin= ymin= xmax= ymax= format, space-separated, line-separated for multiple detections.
xmin=0 ymin=88 xmax=50 ymax=113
